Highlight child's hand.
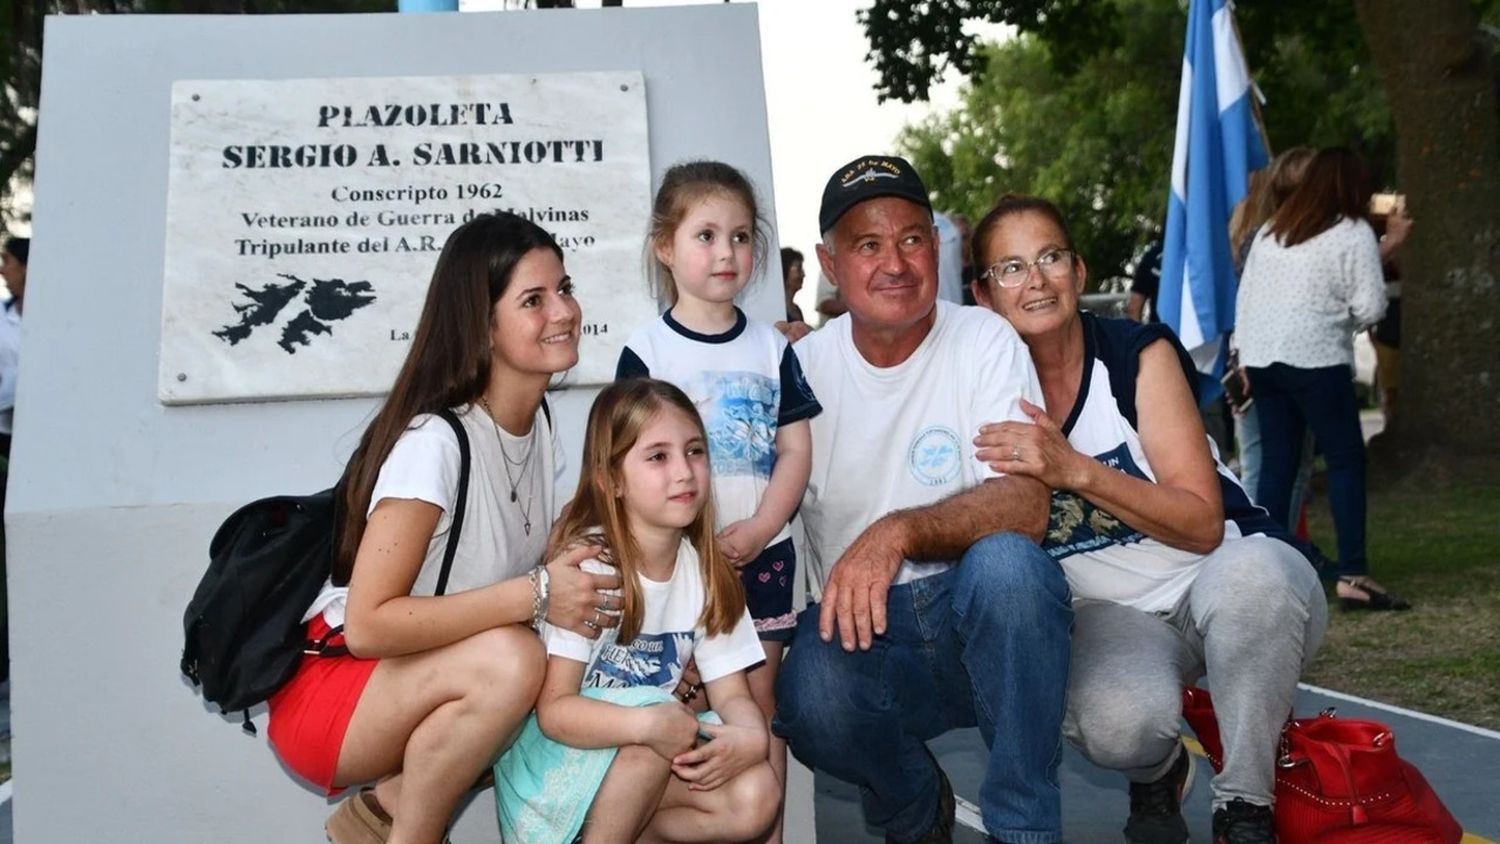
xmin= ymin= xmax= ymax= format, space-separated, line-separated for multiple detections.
xmin=671 ymin=661 xmax=709 ymax=713
xmin=717 ymin=519 xmax=773 ymax=569
xmin=670 ymin=721 xmax=769 ymax=791
xmin=638 ymin=701 xmax=700 ymax=762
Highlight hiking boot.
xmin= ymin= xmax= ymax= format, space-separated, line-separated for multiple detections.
xmin=885 ymin=756 xmax=956 ymax=844
xmin=326 ymin=789 xmax=390 ymax=844
xmin=1124 ymin=743 xmax=1194 ymax=844
xmin=1212 ymin=798 xmax=1276 ymax=844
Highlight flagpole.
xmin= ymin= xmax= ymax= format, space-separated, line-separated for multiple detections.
xmin=1226 ymin=0 xmax=1274 ymax=158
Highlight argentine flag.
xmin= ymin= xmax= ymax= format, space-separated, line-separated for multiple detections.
xmin=1158 ymin=0 xmax=1267 ymax=390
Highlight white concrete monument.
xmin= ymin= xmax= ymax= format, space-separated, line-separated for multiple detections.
xmin=12 ymin=5 xmax=809 ymax=842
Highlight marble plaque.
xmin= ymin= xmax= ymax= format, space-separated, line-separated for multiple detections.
xmin=159 ymin=71 xmax=651 ymax=404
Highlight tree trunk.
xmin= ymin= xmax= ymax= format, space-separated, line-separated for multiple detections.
xmin=1353 ymin=0 xmax=1500 ymax=460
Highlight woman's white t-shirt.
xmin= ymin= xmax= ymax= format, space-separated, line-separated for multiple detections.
xmin=305 ymin=401 xmax=564 ymax=627
xmin=1234 ymin=217 xmax=1387 ymax=369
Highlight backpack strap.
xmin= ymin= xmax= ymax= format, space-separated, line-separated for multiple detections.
xmin=433 ymin=408 xmax=472 ymax=597
xmin=312 ymin=408 xmax=472 ymax=662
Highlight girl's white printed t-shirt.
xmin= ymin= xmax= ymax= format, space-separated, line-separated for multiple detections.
xmin=304 ymin=401 xmax=565 ymax=628
xmin=543 ymin=537 xmax=763 ymax=691
xmin=615 ymin=308 xmax=822 ymax=546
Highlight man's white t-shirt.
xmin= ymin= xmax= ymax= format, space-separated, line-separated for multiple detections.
xmin=794 ymin=301 xmax=1042 ymax=588
xmin=544 ymin=537 xmax=764 ymax=691
xmin=305 ymin=401 xmax=564 ymax=627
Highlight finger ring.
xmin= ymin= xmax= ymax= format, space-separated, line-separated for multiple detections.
xmin=593 ymin=608 xmax=604 ymax=626
xmin=597 ymin=602 xmax=610 ymax=614
xmin=584 ymin=618 xmax=599 ymax=631
xmin=1011 ymin=445 xmax=1022 ymax=461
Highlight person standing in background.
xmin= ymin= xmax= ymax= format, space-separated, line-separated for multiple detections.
xmin=1228 ymin=149 xmax=1314 ymax=520
xmin=776 ymin=247 xmax=815 ymax=343
xmin=934 ymin=211 xmax=967 ymax=306
xmin=1367 ymin=197 xmax=1413 ymax=425
xmin=781 ymin=246 xmax=807 ymax=324
xmin=1236 ymin=148 xmax=1408 ymax=612
xmin=1125 ymin=239 xmax=1163 ymax=324
xmin=952 ymin=212 xmax=979 ymax=306
xmin=0 ymin=235 xmax=27 ymax=687
xmin=0 ymin=236 xmax=27 ymax=458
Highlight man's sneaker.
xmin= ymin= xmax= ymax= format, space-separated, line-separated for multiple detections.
xmin=1124 ymin=742 xmax=1195 ymax=844
xmin=1212 ymin=798 xmax=1276 ymax=844
xmin=885 ymin=755 xmax=956 ymax=844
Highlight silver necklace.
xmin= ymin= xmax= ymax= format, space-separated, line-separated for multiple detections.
xmin=479 ymin=396 xmax=536 ymax=536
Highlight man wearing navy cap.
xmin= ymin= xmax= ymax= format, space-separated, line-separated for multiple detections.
xmin=773 ymin=157 xmax=1071 ymax=844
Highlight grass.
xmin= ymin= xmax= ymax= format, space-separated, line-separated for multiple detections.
xmin=1300 ymin=458 xmax=1500 ymax=729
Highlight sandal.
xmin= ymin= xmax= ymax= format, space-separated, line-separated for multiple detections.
xmin=326 ymin=788 xmax=391 ymax=843
xmin=1337 ymin=576 xmax=1412 ymax=612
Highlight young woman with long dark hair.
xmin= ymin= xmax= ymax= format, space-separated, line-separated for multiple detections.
xmin=267 ymin=212 xmax=623 ymax=844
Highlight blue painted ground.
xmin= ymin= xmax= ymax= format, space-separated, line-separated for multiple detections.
xmin=815 ymin=686 xmax=1500 ymax=843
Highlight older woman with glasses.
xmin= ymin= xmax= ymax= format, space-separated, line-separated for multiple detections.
xmin=969 ymin=194 xmax=1326 ymax=844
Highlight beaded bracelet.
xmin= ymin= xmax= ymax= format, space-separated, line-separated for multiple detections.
xmin=529 ymin=565 xmax=551 ymax=631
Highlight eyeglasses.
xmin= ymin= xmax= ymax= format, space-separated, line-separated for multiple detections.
xmin=981 ymin=248 xmax=1074 ymax=288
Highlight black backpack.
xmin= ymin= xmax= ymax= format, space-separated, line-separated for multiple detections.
xmin=181 ymin=408 xmax=472 ymax=732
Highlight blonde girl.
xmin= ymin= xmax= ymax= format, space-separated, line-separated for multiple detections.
xmin=496 ymin=378 xmax=779 ymax=843
xmin=615 ymin=162 xmax=821 ymax=841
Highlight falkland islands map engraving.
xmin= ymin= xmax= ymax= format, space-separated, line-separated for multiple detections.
xmin=213 ymin=273 xmax=377 ymax=354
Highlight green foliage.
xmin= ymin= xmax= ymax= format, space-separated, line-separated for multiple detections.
xmin=889 ymin=0 xmax=1405 ymax=281
xmin=859 ymin=0 xmax=1121 ymax=102
xmin=1 ymin=0 xmax=392 ymax=228
xmin=898 ymin=0 xmax=1182 ymax=282
xmin=1235 ymin=0 xmax=1396 ymax=186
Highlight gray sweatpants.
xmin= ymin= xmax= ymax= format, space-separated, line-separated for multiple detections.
xmin=1061 ymin=535 xmax=1328 ymax=809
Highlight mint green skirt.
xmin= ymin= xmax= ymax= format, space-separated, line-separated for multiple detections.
xmin=494 ymin=686 xmax=722 ymax=844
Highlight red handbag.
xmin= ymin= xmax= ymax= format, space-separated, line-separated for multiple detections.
xmin=1181 ymin=687 xmax=1463 ymax=843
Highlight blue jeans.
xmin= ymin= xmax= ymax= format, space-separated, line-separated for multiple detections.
xmin=1248 ymin=363 xmax=1368 ymax=577
xmin=772 ymin=533 xmax=1072 ymax=843
xmin=1234 ymin=407 xmax=1314 ymax=526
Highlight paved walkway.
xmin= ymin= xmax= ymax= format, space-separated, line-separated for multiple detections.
xmin=0 ymin=686 xmax=1492 ymax=842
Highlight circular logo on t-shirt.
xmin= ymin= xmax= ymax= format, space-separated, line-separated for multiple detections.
xmin=908 ymin=426 xmax=962 ymax=487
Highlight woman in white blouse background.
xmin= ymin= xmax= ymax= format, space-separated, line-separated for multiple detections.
xmin=1235 ymin=147 xmax=1408 ymax=611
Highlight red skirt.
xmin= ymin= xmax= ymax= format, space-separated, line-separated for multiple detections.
xmin=267 ymin=615 xmax=378 ymax=796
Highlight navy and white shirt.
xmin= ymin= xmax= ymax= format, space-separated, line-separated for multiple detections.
xmin=1045 ymin=313 xmax=1301 ymax=612
xmin=616 ymin=308 xmax=822 ymax=545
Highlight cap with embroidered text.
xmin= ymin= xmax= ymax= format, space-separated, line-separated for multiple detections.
xmin=818 ymin=155 xmax=932 ymax=235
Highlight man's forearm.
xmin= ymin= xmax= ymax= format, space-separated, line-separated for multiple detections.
xmin=888 ymin=474 xmax=1050 ymax=561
